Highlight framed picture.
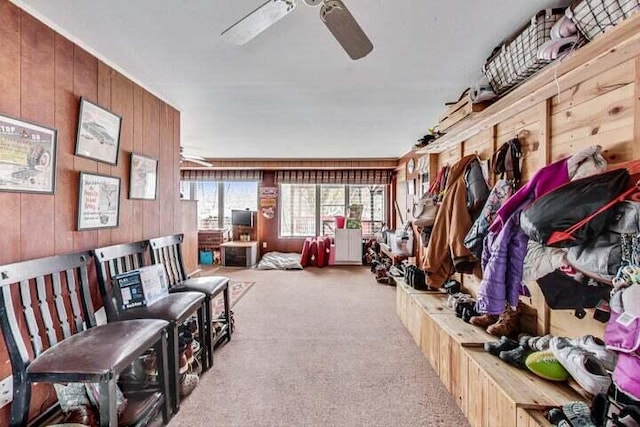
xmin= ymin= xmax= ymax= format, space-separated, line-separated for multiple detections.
xmin=77 ymin=172 xmax=121 ymax=231
xmin=75 ymin=98 xmax=122 ymax=165
xmin=129 ymin=152 xmax=158 ymax=200
xmin=0 ymin=113 xmax=57 ymax=194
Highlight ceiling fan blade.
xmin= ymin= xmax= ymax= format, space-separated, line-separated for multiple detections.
xmin=320 ymin=0 xmax=373 ymax=60
xmin=221 ymin=0 xmax=297 ymax=45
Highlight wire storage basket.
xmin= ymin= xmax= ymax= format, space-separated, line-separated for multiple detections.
xmin=483 ymin=8 xmax=565 ymax=95
xmin=568 ymin=0 xmax=640 ymax=40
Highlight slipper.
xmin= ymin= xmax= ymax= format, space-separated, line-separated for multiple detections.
xmin=562 ymin=401 xmax=595 ymax=427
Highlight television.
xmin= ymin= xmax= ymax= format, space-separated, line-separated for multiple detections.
xmin=231 ymin=210 xmax=254 ymax=227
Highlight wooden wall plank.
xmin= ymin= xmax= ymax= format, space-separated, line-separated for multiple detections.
xmin=462 ymin=128 xmax=493 ymax=160
xmin=142 ymin=91 xmax=160 ymax=239
xmin=159 ymin=102 xmax=174 ymax=235
xmin=0 ymin=1 xmax=22 ymax=264
xmin=173 ymin=108 xmax=182 ymax=234
xmin=54 ymin=34 xmax=76 ymax=255
xmin=552 ymin=59 xmax=634 ymax=114
xmin=132 ymin=85 xmax=144 ymax=242
xmin=72 ymin=45 xmax=98 ymax=250
xmin=20 ymin=12 xmax=55 ymax=260
xmin=97 ymin=61 xmax=112 ymax=246
xmin=109 ymin=73 xmax=134 ymax=244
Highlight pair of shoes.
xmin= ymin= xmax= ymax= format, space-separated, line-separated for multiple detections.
xmin=526 ymin=351 xmax=570 ymax=381
xmin=446 ymin=292 xmax=471 ymax=310
xmin=565 ymin=335 xmax=616 ymax=371
xmin=484 ymin=336 xmax=519 ymax=356
xmin=518 ymin=334 xmax=553 ymax=351
xmin=486 ymin=305 xmax=520 ymax=337
xmin=499 ymin=345 xmax=531 ymax=370
xmin=462 ymin=305 xmax=480 ymax=323
xmin=179 ymin=372 xmax=199 ymax=398
xmin=550 ymin=337 xmax=612 ymax=395
xmin=470 ymin=313 xmax=499 ymax=328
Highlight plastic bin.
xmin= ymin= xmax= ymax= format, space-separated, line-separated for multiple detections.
xmin=199 ymin=250 xmax=214 ymax=265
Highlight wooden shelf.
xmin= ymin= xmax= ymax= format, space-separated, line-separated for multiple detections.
xmin=417 ymin=11 xmax=640 ymax=154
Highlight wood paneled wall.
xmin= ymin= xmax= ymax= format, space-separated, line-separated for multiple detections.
xmin=0 ymin=1 xmax=182 ymax=422
xmin=400 ymin=56 xmax=640 ymax=340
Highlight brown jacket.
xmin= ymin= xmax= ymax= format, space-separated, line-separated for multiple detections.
xmin=422 ymin=154 xmax=477 ymax=287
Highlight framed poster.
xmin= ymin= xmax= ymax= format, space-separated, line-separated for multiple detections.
xmin=259 ymin=186 xmax=278 ymax=219
xmin=77 ymin=172 xmax=121 ymax=231
xmin=75 ymin=98 xmax=122 ymax=165
xmin=129 ymin=152 xmax=158 ymax=200
xmin=0 ymin=113 xmax=57 ymax=194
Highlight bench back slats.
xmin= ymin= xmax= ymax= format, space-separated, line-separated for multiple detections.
xmin=52 ymin=272 xmax=72 ymax=339
xmin=149 ymin=234 xmax=186 ymax=287
xmin=92 ymin=241 xmax=148 ymax=321
xmin=35 ymin=276 xmax=58 ymax=348
xmin=65 ymin=268 xmax=85 ymax=334
xmin=19 ymin=280 xmax=44 ymax=356
xmin=0 ymin=251 xmax=94 ymax=373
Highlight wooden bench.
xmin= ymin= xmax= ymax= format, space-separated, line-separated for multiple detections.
xmin=149 ymin=234 xmax=232 ymax=367
xmin=0 ymin=251 xmax=171 ymax=427
xmin=397 ymin=284 xmax=583 ymax=427
xmin=92 ymin=241 xmax=206 ymax=415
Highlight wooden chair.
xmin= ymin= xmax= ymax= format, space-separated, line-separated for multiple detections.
xmin=148 ymin=234 xmax=231 ymax=369
xmin=0 ymin=251 xmax=171 ymax=427
xmin=92 ymin=241 xmax=205 ymax=415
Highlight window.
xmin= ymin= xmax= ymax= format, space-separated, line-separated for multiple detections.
xmin=186 ymin=181 xmax=258 ymax=229
xmin=279 ymin=184 xmax=386 ymax=237
xmin=280 ymin=184 xmax=316 ymax=237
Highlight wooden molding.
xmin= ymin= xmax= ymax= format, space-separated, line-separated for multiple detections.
xmin=180 ymin=158 xmax=399 ymax=170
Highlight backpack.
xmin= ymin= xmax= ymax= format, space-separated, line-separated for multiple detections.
xmin=492 ymin=138 xmax=522 ymax=186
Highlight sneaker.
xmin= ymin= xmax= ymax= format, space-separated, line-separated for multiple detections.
xmin=462 ymin=306 xmax=480 ymax=323
xmin=499 ymin=345 xmax=531 ymax=370
xmin=455 ymin=301 xmax=475 ymax=318
xmin=528 ymin=334 xmax=552 ymax=351
xmin=525 ymin=351 xmax=570 ymax=381
xmin=546 ymin=408 xmax=572 ymax=427
xmin=566 ymin=335 xmax=617 ymax=371
xmin=486 ymin=305 xmax=520 ymax=337
xmin=470 ymin=314 xmax=499 ymax=328
xmin=561 ymin=401 xmax=595 ymax=427
xmin=484 ymin=336 xmax=519 ymax=357
xmin=550 ymin=337 xmax=612 ymax=395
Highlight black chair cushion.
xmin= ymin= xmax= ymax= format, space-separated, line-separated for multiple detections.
xmin=171 ymin=276 xmax=229 ymax=297
xmin=118 ymin=292 xmax=205 ymax=324
xmin=28 ymin=319 xmax=168 ymax=376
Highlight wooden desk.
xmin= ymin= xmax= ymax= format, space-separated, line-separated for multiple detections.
xmin=220 ymin=241 xmax=259 ymax=267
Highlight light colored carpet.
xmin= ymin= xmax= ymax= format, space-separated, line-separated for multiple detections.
xmin=170 ymin=266 xmax=469 ymax=427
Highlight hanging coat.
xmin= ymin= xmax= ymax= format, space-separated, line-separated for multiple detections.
xmin=423 ymin=154 xmax=478 ymax=287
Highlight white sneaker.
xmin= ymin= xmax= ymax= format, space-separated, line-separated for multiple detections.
xmin=550 ymin=337 xmax=612 ymax=395
xmin=567 ymin=335 xmax=617 ymax=371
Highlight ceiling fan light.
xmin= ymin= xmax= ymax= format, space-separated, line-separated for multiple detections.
xmin=320 ymin=0 xmax=373 ymax=60
xmin=221 ymin=0 xmax=297 ymax=45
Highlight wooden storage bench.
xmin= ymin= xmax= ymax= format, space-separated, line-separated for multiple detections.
xmin=397 ymin=284 xmax=583 ymax=427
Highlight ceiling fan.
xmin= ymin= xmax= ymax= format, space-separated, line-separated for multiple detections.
xmin=221 ymin=0 xmax=373 ymax=60
xmin=180 ymin=146 xmax=213 ymax=167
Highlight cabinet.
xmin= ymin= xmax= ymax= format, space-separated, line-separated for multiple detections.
xmin=221 ymin=241 xmax=259 ymax=267
xmin=334 ymin=229 xmax=362 ymax=265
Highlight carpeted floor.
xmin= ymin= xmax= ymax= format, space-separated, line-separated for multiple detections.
xmin=170 ymin=266 xmax=469 ymax=427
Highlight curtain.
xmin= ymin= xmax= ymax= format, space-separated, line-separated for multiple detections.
xmin=180 ymin=169 xmax=263 ymax=182
xmin=275 ymin=170 xmax=394 ymax=185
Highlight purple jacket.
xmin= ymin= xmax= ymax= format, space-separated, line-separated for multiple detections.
xmin=476 ymin=207 xmax=529 ymax=314
xmin=478 ymin=157 xmax=572 ymax=314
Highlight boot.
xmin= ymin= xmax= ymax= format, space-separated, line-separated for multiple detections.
xmin=470 ymin=313 xmax=499 ymax=328
xmin=486 ymin=305 xmax=520 ymax=337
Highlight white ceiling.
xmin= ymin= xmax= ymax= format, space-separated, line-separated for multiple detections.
xmin=15 ymin=0 xmax=567 ymax=159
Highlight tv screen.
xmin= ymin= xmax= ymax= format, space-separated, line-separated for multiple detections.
xmin=231 ymin=210 xmax=254 ymax=227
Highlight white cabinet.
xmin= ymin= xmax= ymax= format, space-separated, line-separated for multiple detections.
xmin=334 ymin=229 xmax=362 ymax=265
